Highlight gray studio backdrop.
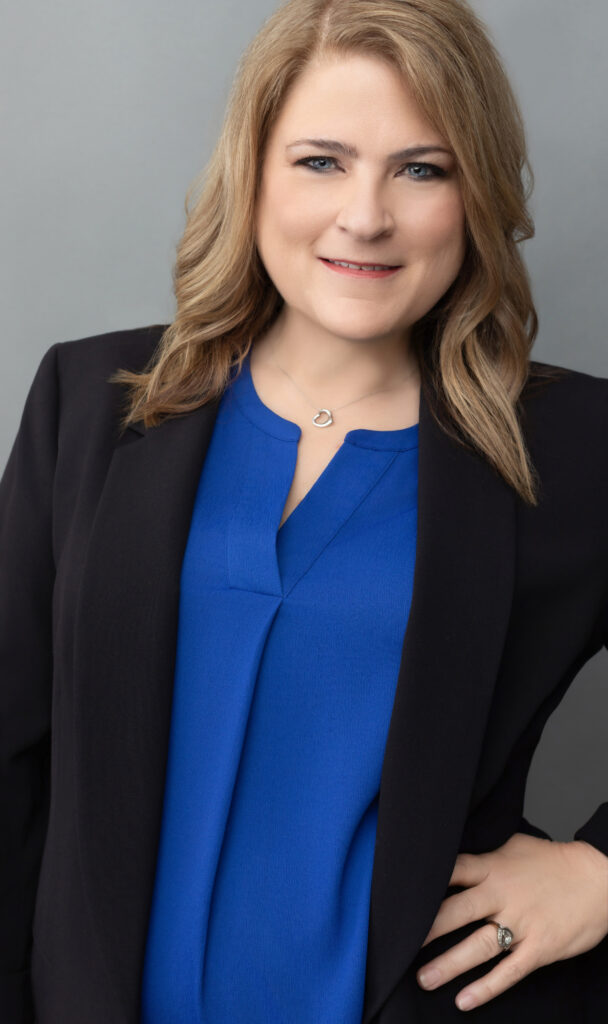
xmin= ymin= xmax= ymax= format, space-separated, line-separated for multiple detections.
xmin=2 ymin=1 xmax=607 ymax=841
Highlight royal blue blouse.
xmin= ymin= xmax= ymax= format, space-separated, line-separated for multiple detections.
xmin=139 ymin=351 xmax=419 ymax=1023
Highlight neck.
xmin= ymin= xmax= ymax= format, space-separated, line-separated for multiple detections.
xmin=254 ymin=312 xmax=420 ymax=400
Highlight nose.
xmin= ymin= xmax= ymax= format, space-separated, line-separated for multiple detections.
xmin=334 ymin=177 xmax=395 ymax=240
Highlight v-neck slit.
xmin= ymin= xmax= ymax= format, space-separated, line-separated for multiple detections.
xmin=224 ymin=352 xmax=419 ymax=595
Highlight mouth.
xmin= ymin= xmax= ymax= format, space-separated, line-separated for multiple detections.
xmin=319 ymin=257 xmax=402 ymax=279
xmin=320 ymin=257 xmax=401 ymax=270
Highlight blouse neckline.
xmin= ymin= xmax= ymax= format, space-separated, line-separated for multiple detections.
xmin=229 ymin=350 xmax=419 ymax=452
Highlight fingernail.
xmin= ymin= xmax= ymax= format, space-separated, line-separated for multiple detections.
xmin=418 ymin=967 xmax=441 ymax=988
xmin=457 ymin=992 xmax=476 ymax=1010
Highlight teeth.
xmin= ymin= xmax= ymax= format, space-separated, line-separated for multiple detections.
xmin=327 ymin=259 xmax=394 ymax=271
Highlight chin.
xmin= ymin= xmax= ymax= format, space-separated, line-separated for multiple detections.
xmin=325 ymin=326 xmax=404 ymax=345
xmin=319 ymin=311 xmax=409 ymax=340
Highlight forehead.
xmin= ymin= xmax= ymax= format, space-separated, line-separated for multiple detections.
xmin=268 ymin=53 xmax=445 ymax=150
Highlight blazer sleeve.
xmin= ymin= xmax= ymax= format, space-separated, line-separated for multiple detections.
xmin=0 ymin=343 xmax=59 ymax=1023
xmin=571 ymin=597 xmax=608 ymax=860
xmin=570 ymin=391 xmax=608 ymax=862
xmin=511 ymin=387 xmax=608 ymax=863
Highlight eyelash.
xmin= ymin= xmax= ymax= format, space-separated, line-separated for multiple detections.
xmin=294 ymin=155 xmax=446 ymax=180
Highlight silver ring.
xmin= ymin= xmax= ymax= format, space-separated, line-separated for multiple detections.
xmin=487 ymin=920 xmax=514 ymax=951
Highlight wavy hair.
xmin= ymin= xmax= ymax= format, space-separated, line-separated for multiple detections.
xmin=109 ymin=0 xmax=566 ymax=505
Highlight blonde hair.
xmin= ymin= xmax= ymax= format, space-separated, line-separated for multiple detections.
xmin=110 ymin=0 xmax=566 ymax=505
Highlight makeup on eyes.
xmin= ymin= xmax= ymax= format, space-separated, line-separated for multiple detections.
xmin=294 ymin=155 xmax=446 ymax=179
xmin=287 ymin=138 xmax=452 ymax=171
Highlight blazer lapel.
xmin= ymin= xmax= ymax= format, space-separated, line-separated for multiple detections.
xmin=361 ymin=388 xmax=516 ymax=1023
xmin=71 ymin=398 xmax=222 ymax=1015
xmin=71 ymin=377 xmax=515 ymax=1022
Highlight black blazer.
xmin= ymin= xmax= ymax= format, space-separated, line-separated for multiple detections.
xmin=1 ymin=324 xmax=607 ymax=1024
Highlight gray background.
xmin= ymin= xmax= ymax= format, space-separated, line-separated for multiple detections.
xmin=1 ymin=0 xmax=606 ymax=841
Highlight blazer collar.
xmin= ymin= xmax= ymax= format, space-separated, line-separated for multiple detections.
xmin=72 ymin=376 xmax=516 ymax=1021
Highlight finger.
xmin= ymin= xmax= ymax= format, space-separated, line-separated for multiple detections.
xmin=418 ymin=922 xmax=510 ymax=991
xmin=454 ymin=945 xmax=535 ymax=1012
xmin=449 ymin=851 xmax=491 ymax=888
xmin=421 ymin=885 xmax=499 ymax=947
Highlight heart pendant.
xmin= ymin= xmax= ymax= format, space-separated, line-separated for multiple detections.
xmin=312 ymin=409 xmax=333 ymax=427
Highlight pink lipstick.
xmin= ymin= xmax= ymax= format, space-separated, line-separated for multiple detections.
xmin=319 ymin=257 xmax=401 ymax=279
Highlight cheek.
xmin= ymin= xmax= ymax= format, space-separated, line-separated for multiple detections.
xmin=257 ymin=175 xmax=324 ymax=254
xmin=405 ymin=192 xmax=466 ymax=263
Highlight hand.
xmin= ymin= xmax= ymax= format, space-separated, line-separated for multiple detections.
xmin=416 ymin=832 xmax=608 ymax=1012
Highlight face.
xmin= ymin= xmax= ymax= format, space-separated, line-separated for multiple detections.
xmin=254 ymin=53 xmax=467 ymax=349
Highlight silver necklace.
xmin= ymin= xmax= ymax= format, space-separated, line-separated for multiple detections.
xmin=267 ymin=343 xmax=418 ymax=428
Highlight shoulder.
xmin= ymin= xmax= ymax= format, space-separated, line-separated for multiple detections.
xmin=523 ymin=357 xmax=608 ymax=402
xmin=15 ymin=324 xmax=165 ymax=436
xmin=517 ymin=358 xmax=608 ymax=519
xmin=54 ymin=322 xmax=167 ymax=383
xmin=50 ymin=323 xmax=167 ymax=429
xmin=519 ymin=358 xmax=608 ymax=443
xmin=14 ymin=324 xmax=169 ymax=462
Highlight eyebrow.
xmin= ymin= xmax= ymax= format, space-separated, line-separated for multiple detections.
xmin=285 ymin=138 xmax=453 ymax=161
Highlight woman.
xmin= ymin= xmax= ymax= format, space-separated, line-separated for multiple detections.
xmin=1 ymin=0 xmax=607 ymax=1021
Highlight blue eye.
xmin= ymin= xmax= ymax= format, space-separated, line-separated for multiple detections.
xmin=403 ymin=162 xmax=442 ymax=179
xmin=295 ymin=156 xmax=445 ymax=179
xmin=295 ymin=156 xmax=338 ymax=173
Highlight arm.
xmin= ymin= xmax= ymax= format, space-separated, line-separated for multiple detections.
xmin=0 ymin=343 xmax=60 ymax=1023
xmin=570 ymin=622 xmax=608 ymax=882
xmin=525 ymin=389 xmax=608 ymax=866
xmin=572 ymin=575 xmax=608 ymax=861
xmin=517 ymin=632 xmax=608 ymax=866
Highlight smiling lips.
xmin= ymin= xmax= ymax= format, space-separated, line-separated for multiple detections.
xmin=319 ymin=257 xmax=401 ymax=278
xmin=323 ymin=257 xmax=399 ymax=269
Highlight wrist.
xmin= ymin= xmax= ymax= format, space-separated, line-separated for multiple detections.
xmin=570 ymin=839 xmax=608 ymax=884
